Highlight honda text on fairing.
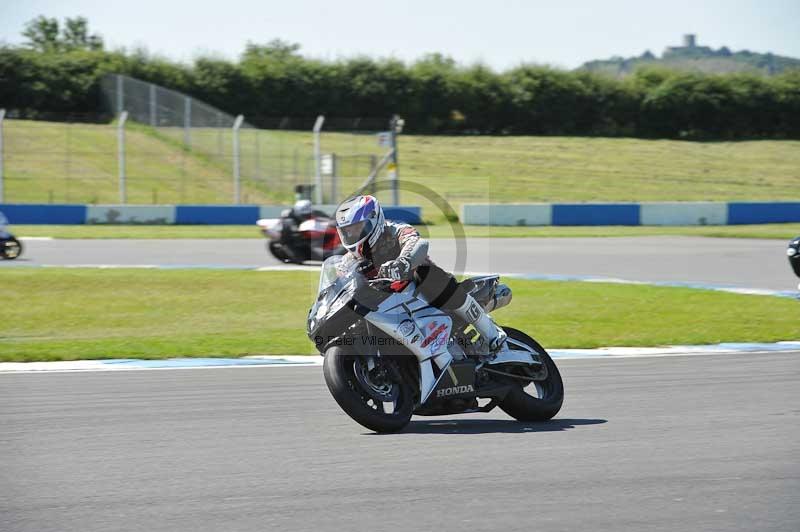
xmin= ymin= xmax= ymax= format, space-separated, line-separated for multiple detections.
xmin=308 ymin=255 xmax=564 ymax=433
xmin=0 ymin=212 xmax=22 ymax=260
xmin=256 ymin=200 xmax=346 ymax=264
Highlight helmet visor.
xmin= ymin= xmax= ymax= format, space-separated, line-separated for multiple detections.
xmin=338 ymin=219 xmax=374 ymax=246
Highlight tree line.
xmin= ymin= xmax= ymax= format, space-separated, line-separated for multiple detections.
xmin=1 ymin=16 xmax=799 ymax=138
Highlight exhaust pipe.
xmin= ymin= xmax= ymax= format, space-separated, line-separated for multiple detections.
xmin=484 ymin=283 xmax=512 ymax=312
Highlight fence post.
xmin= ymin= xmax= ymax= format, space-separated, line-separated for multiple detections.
xmin=389 ymin=115 xmax=404 ymax=206
xmin=330 ymin=153 xmax=338 ymax=203
xmin=232 ymin=115 xmax=244 ymax=204
xmin=116 ymin=75 xmax=124 ymax=115
xmin=149 ymin=84 xmax=157 ymax=127
xmin=216 ymin=112 xmax=223 ymax=157
xmin=0 ymin=109 xmax=5 ymax=203
xmin=184 ymin=97 xmax=192 ymax=148
xmin=118 ymin=111 xmax=129 ymax=204
xmin=313 ymin=115 xmax=325 ymax=204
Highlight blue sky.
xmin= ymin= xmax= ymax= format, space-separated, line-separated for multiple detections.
xmin=1 ymin=0 xmax=798 ymax=69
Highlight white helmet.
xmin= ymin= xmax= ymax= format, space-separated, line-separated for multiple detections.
xmin=294 ymin=199 xmax=313 ymax=217
xmin=335 ymin=195 xmax=385 ymax=258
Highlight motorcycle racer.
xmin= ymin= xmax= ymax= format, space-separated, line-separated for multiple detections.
xmin=335 ymin=195 xmax=507 ymax=354
xmin=281 ymin=199 xmax=325 ymax=226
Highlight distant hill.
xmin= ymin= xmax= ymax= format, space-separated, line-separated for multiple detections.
xmin=579 ymin=34 xmax=800 ymax=77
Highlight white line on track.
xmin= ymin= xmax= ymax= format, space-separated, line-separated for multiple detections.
xmin=7 ymin=263 xmax=798 ymax=298
xmin=2 ymin=343 xmax=798 ymax=373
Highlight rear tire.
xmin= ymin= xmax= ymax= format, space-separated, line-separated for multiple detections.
xmin=498 ymin=327 xmax=564 ymax=422
xmin=323 ymin=346 xmax=415 ymax=433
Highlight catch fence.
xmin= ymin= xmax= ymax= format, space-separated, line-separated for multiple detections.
xmin=0 ymin=75 xmax=395 ymax=206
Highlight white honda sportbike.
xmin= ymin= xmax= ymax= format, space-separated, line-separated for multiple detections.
xmin=308 ymin=256 xmax=564 ymax=432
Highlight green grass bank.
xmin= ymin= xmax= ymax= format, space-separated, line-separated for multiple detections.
xmin=2 ymin=268 xmax=797 ymax=362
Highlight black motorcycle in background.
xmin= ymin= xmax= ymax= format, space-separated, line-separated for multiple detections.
xmin=257 ymin=203 xmax=346 ymax=264
xmin=0 ymin=212 xmax=22 ymax=260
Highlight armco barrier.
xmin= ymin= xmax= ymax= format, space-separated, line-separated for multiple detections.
xmin=462 ymin=202 xmax=800 ymax=226
xmin=640 ymin=202 xmax=727 ymax=226
xmin=175 ymin=206 xmax=261 ymax=225
xmin=0 ymin=204 xmax=422 ymax=225
xmin=552 ymin=204 xmax=640 ymax=226
xmin=459 ymin=204 xmax=552 ymax=226
xmin=727 ymin=202 xmax=800 ymax=225
xmin=87 ymin=205 xmax=176 ymax=224
xmin=4 ymin=202 xmax=796 ymax=226
xmin=0 ymin=204 xmax=87 ymax=224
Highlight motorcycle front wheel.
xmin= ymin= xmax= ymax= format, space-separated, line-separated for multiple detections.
xmin=497 ymin=327 xmax=564 ymax=422
xmin=323 ymin=346 xmax=416 ymax=433
xmin=1 ymin=237 xmax=22 ymax=260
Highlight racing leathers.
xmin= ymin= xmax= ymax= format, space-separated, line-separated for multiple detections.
xmin=340 ymin=220 xmax=507 ymax=353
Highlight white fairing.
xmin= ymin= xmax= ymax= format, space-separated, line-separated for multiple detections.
xmin=362 ymin=282 xmax=534 ymax=403
xmin=298 ymin=218 xmax=328 ymax=233
xmin=366 ymin=283 xmax=455 ymax=403
xmin=256 ymin=218 xmax=282 ymax=239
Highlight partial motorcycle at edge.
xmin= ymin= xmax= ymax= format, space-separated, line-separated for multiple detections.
xmin=0 ymin=212 xmax=22 ymax=260
xmin=788 ymin=236 xmax=800 ymax=289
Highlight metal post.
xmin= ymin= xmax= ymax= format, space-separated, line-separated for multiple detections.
xmin=331 ymin=153 xmax=338 ymax=204
xmin=118 ymin=111 xmax=129 ymax=204
xmin=254 ymin=129 xmax=261 ymax=181
xmin=184 ymin=97 xmax=192 ymax=148
xmin=232 ymin=115 xmax=244 ymax=204
xmin=149 ymin=84 xmax=157 ymax=127
xmin=0 ymin=109 xmax=5 ymax=203
xmin=216 ymin=112 xmax=223 ymax=157
xmin=313 ymin=115 xmax=325 ymax=204
xmin=116 ymin=75 xmax=124 ymax=115
xmin=389 ymin=115 xmax=403 ymax=205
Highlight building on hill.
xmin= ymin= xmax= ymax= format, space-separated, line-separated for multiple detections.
xmin=664 ymin=33 xmax=713 ymax=57
xmin=578 ymin=34 xmax=800 ymax=77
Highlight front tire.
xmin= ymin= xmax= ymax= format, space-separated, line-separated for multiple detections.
xmin=498 ymin=327 xmax=564 ymax=422
xmin=323 ymin=347 xmax=415 ymax=433
xmin=268 ymin=241 xmax=301 ymax=264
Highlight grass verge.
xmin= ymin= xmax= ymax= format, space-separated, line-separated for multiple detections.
xmin=6 ymin=119 xmax=800 ymax=206
xmin=13 ymin=223 xmax=800 ymax=240
xmin=2 ymin=268 xmax=797 ymax=362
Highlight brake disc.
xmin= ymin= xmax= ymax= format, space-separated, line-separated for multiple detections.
xmin=353 ymin=359 xmax=399 ymax=402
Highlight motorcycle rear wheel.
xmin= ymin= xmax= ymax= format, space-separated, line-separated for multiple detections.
xmin=497 ymin=327 xmax=564 ymax=422
xmin=323 ymin=346 xmax=415 ymax=433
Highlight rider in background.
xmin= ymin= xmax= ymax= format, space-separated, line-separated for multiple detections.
xmin=281 ymin=199 xmax=317 ymax=227
xmin=280 ymin=199 xmax=328 ymax=239
xmin=335 ymin=195 xmax=507 ymax=354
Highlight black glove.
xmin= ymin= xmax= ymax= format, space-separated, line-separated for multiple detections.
xmin=378 ymin=258 xmax=412 ymax=281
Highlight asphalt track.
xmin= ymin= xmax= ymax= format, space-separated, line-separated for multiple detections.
xmin=8 ymin=236 xmax=796 ymax=290
xmin=2 ymin=353 xmax=799 ymax=532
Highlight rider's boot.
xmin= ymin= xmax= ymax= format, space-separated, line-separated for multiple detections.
xmin=453 ymin=294 xmax=507 ymax=354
